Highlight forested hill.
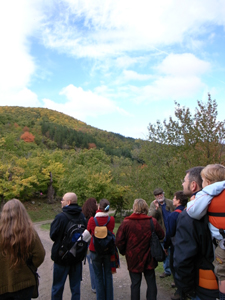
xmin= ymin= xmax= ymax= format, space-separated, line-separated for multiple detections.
xmin=0 ymin=106 xmax=142 ymax=159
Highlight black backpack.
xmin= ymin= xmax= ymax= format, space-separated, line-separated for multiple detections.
xmin=150 ymin=218 xmax=165 ymax=262
xmin=58 ymin=212 xmax=88 ymax=264
xmin=93 ymin=216 xmax=115 ymax=255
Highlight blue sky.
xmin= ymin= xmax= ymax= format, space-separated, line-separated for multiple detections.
xmin=0 ymin=0 xmax=225 ymax=139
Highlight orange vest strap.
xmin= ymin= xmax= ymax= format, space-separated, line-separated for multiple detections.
xmin=199 ymin=269 xmax=218 ymax=290
xmin=208 ymin=190 xmax=225 ymax=229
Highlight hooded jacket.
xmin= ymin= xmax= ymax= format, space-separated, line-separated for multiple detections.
xmin=115 ymin=214 xmax=164 ymax=273
xmin=50 ymin=204 xmax=86 ymax=264
xmin=174 ymin=210 xmax=219 ymax=300
xmin=187 ymin=180 xmax=225 ymax=240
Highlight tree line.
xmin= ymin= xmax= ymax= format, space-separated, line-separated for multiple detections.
xmin=0 ymin=94 xmax=224 ymax=212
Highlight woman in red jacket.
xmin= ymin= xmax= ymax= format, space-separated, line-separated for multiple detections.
xmin=87 ymin=199 xmax=115 ymax=300
xmin=116 ymin=198 xmax=164 ymax=300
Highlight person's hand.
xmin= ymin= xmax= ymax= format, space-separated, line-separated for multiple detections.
xmin=153 ymin=199 xmax=159 ymax=209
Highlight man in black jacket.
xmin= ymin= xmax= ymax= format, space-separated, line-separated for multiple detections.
xmin=174 ymin=167 xmax=219 ymax=300
xmin=50 ymin=192 xmax=87 ymax=300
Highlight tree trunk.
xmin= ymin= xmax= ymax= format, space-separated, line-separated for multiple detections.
xmin=47 ymin=172 xmax=55 ymax=203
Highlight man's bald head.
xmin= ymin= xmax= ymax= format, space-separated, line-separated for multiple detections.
xmin=63 ymin=192 xmax=77 ymax=204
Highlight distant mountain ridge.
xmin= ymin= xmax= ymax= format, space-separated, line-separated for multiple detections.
xmin=0 ymin=106 xmax=143 ymax=159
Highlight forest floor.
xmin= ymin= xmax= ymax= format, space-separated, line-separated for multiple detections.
xmin=34 ymin=220 xmax=175 ymax=300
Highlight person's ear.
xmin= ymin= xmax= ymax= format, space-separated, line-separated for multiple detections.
xmin=190 ymin=181 xmax=198 ymax=192
xmin=206 ymin=179 xmax=211 ymax=186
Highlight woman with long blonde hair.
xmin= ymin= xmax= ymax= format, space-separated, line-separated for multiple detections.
xmin=0 ymin=199 xmax=45 ymax=300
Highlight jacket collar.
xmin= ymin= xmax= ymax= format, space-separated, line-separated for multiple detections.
xmin=126 ymin=213 xmax=152 ymax=220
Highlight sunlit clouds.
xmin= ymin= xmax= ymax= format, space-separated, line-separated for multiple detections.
xmin=0 ymin=0 xmax=224 ymax=138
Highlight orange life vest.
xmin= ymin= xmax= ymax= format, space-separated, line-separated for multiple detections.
xmin=208 ymin=189 xmax=225 ymax=230
xmin=199 ymin=269 xmax=218 ymax=290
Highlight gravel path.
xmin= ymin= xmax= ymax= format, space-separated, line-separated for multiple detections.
xmin=34 ymin=221 xmax=171 ymax=300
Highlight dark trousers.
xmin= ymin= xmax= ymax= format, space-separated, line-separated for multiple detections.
xmin=170 ymin=244 xmax=175 ymax=279
xmin=129 ymin=269 xmax=157 ymax=300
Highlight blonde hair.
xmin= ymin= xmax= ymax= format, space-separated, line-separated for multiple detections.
xmin=133 ymin=198 xmax=149 ymax=215
xmin=0 ymin=199 xmax=35 ymax=268
xmin=201 ymin=164 xmax=225 ymax=184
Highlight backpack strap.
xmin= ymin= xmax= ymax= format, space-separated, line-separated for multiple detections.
xmin=94 ymin=217 xmax=99 ymax=226
xmin=174 ymin=209 xmax=182 ymax=213
xmin=94 ymin=216 xmax=110 ymax=227
xmin=150 ymin=218 xmax=155 ymax=232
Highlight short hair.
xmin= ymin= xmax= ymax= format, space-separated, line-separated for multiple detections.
xmin=133 ymin=198 xmax=149 ymax=215
xmin=63 ymin=192 xmax=77 ymax=204
xmin=99 ymin=199 xmax=110 ymax=212
xmin=174 ymin=191 xmax=188 ymax=207
xmin=82 ymin=198 xmax=97 ymax=219
xmin=186 ymin=166 xmax=204 ymax=189
xmin=201 ymin=164 xmax=225 ymax=183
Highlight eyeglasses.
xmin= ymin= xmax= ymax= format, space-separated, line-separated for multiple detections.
xmin=155 ymin=193 xmax=163 ymax=196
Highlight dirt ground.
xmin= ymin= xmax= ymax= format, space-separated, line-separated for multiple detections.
xmin=34 ymin=221 xmax=172 ymax=300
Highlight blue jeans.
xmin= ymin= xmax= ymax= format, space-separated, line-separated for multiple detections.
xmin=161 ymin=243 xmax=171 ymax=275
xmin=86 ymin=252 xmax=96 ymax=290
xmin=129 ymin=269 xmax=157 ymax=300
xmin=191 ymin=296 xmax=201 ymax=300
xmin=51 ymin=262 xmax=82 ymax=300
xmin=90 ymin=251 xmax=113 ymax=300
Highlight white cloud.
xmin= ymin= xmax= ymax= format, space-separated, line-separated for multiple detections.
xmin=125 ymin=53 xmax=210 ymax=103
xmin=122 ymin=70 xmax=153 ymax=81
xmin=42 ymin=84 xmax=129 ymax=120
xmin=156 ymin=53 xmax=211 ymax=76
xmin=41 ymin=0 xmax=225 ymax=58
xmin=0 ymin=0 xmax=44 ymax=91
xmin=0 ymin=88 xmax=41 ymax=107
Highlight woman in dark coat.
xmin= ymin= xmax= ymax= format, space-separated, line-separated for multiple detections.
xmin=116 ymin=198 xmax=164 ymax=300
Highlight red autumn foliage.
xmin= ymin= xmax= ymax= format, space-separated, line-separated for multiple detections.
xmin=20 ymin=131 xmax=35 ymax=143
xmin=23 ymin=126 xmax=29 ymax=132
xmin=88 ymin=143 xmax=97 ymax=149
xmin=14 ymin=123 xmax=19 ymax=128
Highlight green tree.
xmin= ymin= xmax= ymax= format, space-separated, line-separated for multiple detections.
xmin=143 ymin=94 xmax=225 ymax=198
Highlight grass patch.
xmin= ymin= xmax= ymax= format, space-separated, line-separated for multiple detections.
xmin=41 ymin=223 xmax=50 ymax=230
xmin=25 ymin=198 xmax=61 ymax=222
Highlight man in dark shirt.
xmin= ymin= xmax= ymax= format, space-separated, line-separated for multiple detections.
xmin=174 ymin=167 xmax=219 ymax=300
xmin=50 ymin=192 xmax=86 ymax=300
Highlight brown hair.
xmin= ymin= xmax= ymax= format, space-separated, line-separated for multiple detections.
xmin=82 ymin=198 xmax=97 ymax=220
xmin=186 ymin=166 xmax=204 ymax=189
xmin=99 ymin=199 xmax=110 ymax=212
xmin=201 ymin=164 xmax=225 ymax=184
xmin=174 ymin=191 xmax=188 ymax=207
xmin=133 ymin=198 xmax=149 ymax=215
xmin=0 ymin=199 xmax=35 ymax=268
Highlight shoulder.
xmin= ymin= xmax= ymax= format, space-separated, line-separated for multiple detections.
xmin=165 ymin=198 xmax=173 ymax=204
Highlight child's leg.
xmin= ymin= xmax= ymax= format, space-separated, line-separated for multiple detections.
xmin=219 ymin=280 xmax=225 ymax=293
xmin=213 ymin=245 xmax=225 ymax=299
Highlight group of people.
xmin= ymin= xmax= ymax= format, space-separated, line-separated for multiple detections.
xmin=0 ymin=164 xmax=224 ymax=300
xmin=143 ymin=164 xmax=225 ymax=300
xmin=50 ymin=193 xmax=115 ymax=300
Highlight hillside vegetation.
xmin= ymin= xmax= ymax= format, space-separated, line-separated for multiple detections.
xmin=1 ymin=94 xmax=225 ymax=211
